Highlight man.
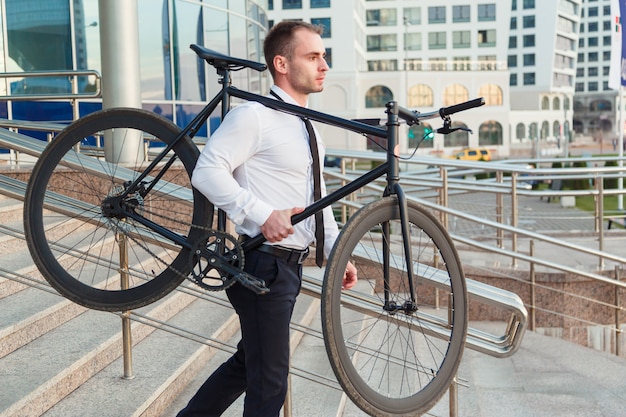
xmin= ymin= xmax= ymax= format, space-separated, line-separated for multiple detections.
xmin=180 ymin=21 xmax=357 ymax=416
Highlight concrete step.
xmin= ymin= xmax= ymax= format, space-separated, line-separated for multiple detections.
xmin=0 ymin=288 xmax=199 ymax=417
xmin=0 ymin=195 xmax=22 ymax=224
xmin=40 ymin=292 xmax=239 ymax=417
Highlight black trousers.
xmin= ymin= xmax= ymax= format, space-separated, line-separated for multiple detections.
xmin=177 ymin=248 xmax=303 ymax=417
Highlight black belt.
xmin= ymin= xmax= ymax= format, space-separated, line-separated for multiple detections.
xmin=239 ymin=234 xmax=309 ymax=264
xmin=255 ymin=244 xmax=309 ymax=264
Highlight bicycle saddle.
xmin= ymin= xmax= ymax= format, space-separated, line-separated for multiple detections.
xmin=190 ymin=44 xmax=267 ymax=72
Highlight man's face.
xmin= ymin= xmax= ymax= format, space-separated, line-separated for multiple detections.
xmin=284 ymin=29 xmax=329 ymax=95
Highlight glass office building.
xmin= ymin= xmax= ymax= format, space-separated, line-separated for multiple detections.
xmin=0 ymin=0 xmax=269 ymax=141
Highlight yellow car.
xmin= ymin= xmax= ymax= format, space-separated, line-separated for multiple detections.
xmin=452 ymin=147 xmax=492 ymax=161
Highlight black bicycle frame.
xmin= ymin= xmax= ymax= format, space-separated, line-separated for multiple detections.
xmin=116 ymin=75 xmax=418 ymax=301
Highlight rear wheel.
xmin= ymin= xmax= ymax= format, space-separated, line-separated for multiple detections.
xmin=24 ymin=108 xmax=213 ymax=311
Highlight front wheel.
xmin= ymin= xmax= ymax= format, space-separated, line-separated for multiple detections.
xmin=24 ymin=108 xmax=213 ymax=311
xmin=322 ymin=196 xmax=468 ymax=416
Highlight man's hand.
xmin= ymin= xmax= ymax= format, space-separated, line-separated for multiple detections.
xmin=261 ymin=207 xmax=304 ymax=242
xmin=342 ymin=261 xmax=358 ymax=290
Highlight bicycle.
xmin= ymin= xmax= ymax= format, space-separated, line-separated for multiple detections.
xmin=24 ymin=44 xmax=483 ymax=416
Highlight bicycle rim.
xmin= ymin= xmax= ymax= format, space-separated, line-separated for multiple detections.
xmin=322 ymin=197 xmax=468 ymax=416
xmin=24 ymin=108 xmax=212 ymax=311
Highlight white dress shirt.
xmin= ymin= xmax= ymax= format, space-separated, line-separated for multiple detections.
xmin=191 ymin=86 xmax=339 ymax=256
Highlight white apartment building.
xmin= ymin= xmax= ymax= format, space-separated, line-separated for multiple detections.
xmin=575 ymin=0 xmax=621 ymax=145
xmin=268 ymin=0 xmax=581 ymax=159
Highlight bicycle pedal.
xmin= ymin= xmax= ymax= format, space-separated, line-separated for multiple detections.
xmin=235 ymin=272 xmax=270 ymax=295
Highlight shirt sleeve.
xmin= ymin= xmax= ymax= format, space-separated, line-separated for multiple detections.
xmin=191 ymin=105 xmax=274 ymax=227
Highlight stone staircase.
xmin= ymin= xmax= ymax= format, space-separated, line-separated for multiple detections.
xmin=0 ymin=190 xmax=353 ymax=417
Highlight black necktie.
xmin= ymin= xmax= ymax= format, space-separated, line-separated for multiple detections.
xmin=302 ymin=118 xmax=325 ymax=268
xmin=269 ymin=90 xmax=324 ymax=267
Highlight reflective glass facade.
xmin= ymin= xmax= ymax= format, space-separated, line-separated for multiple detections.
xmin=0 ymin=0 xmax=269 ymax=136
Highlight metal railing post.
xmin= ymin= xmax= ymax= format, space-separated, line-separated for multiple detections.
xmin=597 ymin=178 xmax=604 ymax=270
xmin=495 ymin=171 xmax=504 ymax=248
xmin=117 ymin=232 xmax=134 ymax=379
xmin=529 ymin=239 xmax=536 ymax=332
xmin=511 ymin=172 xmax=518 ymax=268
xmin=616 ymin=266 xmax=622 ymax=357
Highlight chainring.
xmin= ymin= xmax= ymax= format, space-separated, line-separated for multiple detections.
xmin=188 ymin=230 xmax=244 ymax=291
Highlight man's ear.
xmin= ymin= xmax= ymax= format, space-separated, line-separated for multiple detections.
xmin=273 ymin=55 xmax=288 ymax=75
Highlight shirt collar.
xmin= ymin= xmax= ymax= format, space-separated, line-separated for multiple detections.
xmin=270 ymin=85 xmax=308 ymax=108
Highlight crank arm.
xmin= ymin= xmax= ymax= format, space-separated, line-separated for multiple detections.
xmin=207 ymin=251 xmax=270 ymax=295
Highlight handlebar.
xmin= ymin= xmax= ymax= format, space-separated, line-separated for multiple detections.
xmin=398 ymin=97 xmax=485 ymax=125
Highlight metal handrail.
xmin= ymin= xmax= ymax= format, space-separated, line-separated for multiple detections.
xmin=0 ymin=69 xmax=101 ymax=101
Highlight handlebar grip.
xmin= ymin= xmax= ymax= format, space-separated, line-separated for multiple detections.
xmin=440 ymin=97 xmax=485 ymax=117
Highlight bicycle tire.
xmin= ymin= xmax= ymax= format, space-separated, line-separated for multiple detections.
xmin=24 ymin=108 xmax=213 ymax=311
xmin=322 ymin=196 xmax=468 ymax=416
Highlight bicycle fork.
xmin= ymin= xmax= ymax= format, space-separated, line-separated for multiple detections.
xmin=382 ymin=102 xmax=418 ymax=314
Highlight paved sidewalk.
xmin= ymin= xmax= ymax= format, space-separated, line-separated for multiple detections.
xmin=433 ymin=194 xmax=626 ymax=416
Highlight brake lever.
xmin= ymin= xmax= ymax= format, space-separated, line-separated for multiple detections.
xmin=437 ymin=126 xmax=473 ymax=134
xmin=436 ymin=116 xmax=473 ymax=135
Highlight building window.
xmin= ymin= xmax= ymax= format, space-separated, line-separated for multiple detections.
xmin=508 ymin=55 xmax=517 ymax=67
xmin=404 ymin=32 xmax=422 ymax=51
xmin=523 ymin=35 xmax=535 ymax=47
xmin=311 ymin=18 xmax=331 ymax=37
xmin=604 ymin=36 xmax=611 ymax=46
xmin=553 ymin=97 xmax=560 ymax=110
xmin=428 ymin=6 xmax=446 ymax=24
xmin=408 ymin=123 xmax=434 ymax=149
xmin=311 ymin=0 xmax=330 ymax=8
xmin=325 ymin=48 xmax=332 ymax=68
xmin=523 ymin=72 xmax=535 ymax=85
xmin=575 ymin=82 xmax=584 ymax=92
xmin=368 ymin=60 xmax=397 ymax=71
xmin=588 ymin=7 xmax=598 ymax=17
xmin=269 ymin=0 xmax=273 ymax=10
xmin=366 ymin=8 xmax=397 ymax=26
xmin=404 ymin=7 xmax=421 ymax=25
xmin=604 ymin=20 xmax=611 ymax=31
xmin=367 ymin=34 xmax=397 ymax=51
xmin=453 ymin=5 xmax=470 ymax=22
xmin=577 ymin=52 xmax=584 ymax=62
xmin=603 ymin=66 xmax=610 ymax=76
xmin=444 ymin=122 xmax=470 ymax=147
xmin=283 ymin=0 xmax=302 ymax=9
xmin=588 ymin=37 xmax=598 ymax=47
xmin=443 ymin=84 xmax=469 ymax=106
xmin=479 ymin=121 xmax=503 ymax=146
xmin=453 ymin=57 xmax=471 ymax=70
xmin=588 ymin=67 xmax=598 ymax=77
xmin=588 ymin=22 xmax=598 ymax=32
xmin=510 ymin=73 xmax=518 ymax=86
xmin=576 ymin=67 xmax=584 ymax=77
xmin=477 ymin=29 xmax=496 ymax=47
xmin=428 ymin=32 xmax=447 ymax=49
xmin=408 ymin=84 xmax=434 ymax=107
xmin=588 ymin=52 xmax=598 ymax=62
xmin=523 ymin=0 xmax=535 ymax=9
xmin=453 ymin=31 xmax=471 ymax=48
xmin=478 ymin=84 xmax=503 ymax=106
xmin=509 ymin=36 xmax=517 ymax=48
xmin=510 ymin=17 xmax=517 ymax=29
xmin=366 ymin=85 xmax=393 ymax=108
xmin=478 ymin=4 xmax=496 ymax=21
xmin=523 ymin=53 xmax=535 ymax=66
xmin=516 ymin=123 xmax=525 ymax=140
xmin=541 ymin=96 xmax=549 ymax=110
xmin=603 ymin=51 xmax=611 ymax=61
xmin=523 ymin=15 xmax=535 ymax=28
xmin=588 ymin=81 xmax=598 ymax=91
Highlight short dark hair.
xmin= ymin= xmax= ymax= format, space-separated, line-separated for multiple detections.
xmin=263 ymin=21 xmax=324 ymax=78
